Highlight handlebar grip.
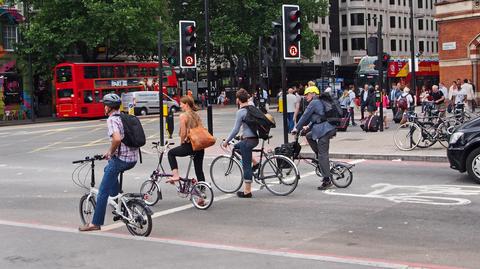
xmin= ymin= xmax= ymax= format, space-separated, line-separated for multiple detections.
xmin=94 ymin=155 xmax=104 ymax=160
xmin=72 ymin=160 xmax=83 ymax=164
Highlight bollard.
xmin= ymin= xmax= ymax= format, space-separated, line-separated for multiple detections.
xmin=128 ymin=103 xmax=134 ymax=115
xmin=163 ymin=104 xmax=168 ymax=117
xmin=166 ymin=107 xmax=174 ymax=139
xmin=278 ymin=98 xmax=283 ymax=113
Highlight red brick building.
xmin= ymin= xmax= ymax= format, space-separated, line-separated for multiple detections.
xmin=435 ymin=0 xmax=480 ymax=91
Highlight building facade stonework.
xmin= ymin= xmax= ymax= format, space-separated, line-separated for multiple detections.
xmin=435 ymin=0 xmax=480 ymax=91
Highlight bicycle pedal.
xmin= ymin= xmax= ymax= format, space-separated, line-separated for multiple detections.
xmin=113 ymin=215 xmax=122 ymax=222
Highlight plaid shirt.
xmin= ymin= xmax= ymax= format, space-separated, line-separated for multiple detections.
xmin=107 ymin=112 xmax=138 ymax=163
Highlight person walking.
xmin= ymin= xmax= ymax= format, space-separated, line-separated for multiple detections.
xmin=291 ymin=87 xmax=336 ymax=190
xmin=167 ymin=96 xmax=205 ymax=183
xmin=360 ymin=84 xmax=369 ymax=120
xmin=222 ymin=88 xmax=259 ymax=198
xmin=348 ymin=85 xmax=357 ymax=126
xmin=462 ymin=79 xmax=475 ymax=112
xmin=286 ymin=88 xmax=297 ymax=132
xmin=339 ymin=89 xmax=350 ymax=117
xmin=79 ymin=94 xmax=138 ymax=232
xmin=390 ymin=83 xmax=401 ymax=119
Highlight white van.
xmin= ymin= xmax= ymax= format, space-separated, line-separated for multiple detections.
xmin=121 ymin=91 xmax=180 ymax=116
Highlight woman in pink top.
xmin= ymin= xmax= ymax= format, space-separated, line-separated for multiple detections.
xmin=376 ymin=89 xmax=390 ymax=129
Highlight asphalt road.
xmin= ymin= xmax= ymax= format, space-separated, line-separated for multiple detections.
xmin=0 ymin=108 xmax=479 ymax=269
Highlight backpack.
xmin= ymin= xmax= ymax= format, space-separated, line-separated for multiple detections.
xmin=361 ymin=114 xmax=379 ymax=132
xmin=114 ymin=114 xmax=146 ymax=148
xmin=397 ymin=95 xmax=408 ymax=110
xmin=243 ymin=105 xmax=276 ymax=140
xmin=321 ymin=97 xmax=343 ymax=126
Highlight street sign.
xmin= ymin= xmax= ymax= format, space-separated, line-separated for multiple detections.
xmin=185 ymin=56 xmax=194 ymax=66
xmin=288 ymin=45 xmax=299 ymax=57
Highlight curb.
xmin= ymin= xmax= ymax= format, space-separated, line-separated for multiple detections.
xmin=0 ymin=118 xmax=61 ymax=127
xmin=300 ymin=152 xmax=448 ymax=163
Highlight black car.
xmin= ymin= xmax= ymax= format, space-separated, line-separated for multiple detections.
xmin=448 ymin=116 xmax=480 ymax=183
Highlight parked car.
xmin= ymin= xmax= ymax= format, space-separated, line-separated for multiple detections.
xmin=121 ymin=91 xmax=180 ymax=116
xmin=447 ymin=116 xmax=480 ymax=183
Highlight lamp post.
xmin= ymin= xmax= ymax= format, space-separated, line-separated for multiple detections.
xmin=409 ymin=0 xmax=417 ymax=100
xmin=204 ymin=0 xmax=213 ymax=134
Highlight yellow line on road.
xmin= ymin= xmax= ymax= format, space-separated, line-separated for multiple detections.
xmin=29 ymin=141 xmax=64 ymax=153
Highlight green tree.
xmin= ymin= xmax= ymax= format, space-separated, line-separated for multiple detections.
xmin=168 ymin=0 xmax=328 ymax=87
xmin=15 ymin=0 xmax=172 ymax=79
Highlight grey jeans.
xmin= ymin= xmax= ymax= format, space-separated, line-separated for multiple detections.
xmin=306 ymin=130 xmax=336 ymax=180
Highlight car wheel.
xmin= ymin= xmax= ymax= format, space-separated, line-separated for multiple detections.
xmin=466 ymin=148 xmax=480 ymax=184
xmin=140 ymin=108 xmax=148 ymax=116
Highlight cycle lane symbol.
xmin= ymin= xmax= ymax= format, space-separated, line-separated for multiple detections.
xmin=324 ymin=184 xmax=480 ymax=206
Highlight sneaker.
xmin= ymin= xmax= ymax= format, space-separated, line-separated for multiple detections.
xmin=236 ymin=191 xmax=253 ymax=198
xmin=317 ymin=180 xmax=333 ymax=190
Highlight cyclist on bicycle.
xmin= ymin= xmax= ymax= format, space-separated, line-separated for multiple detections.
xmin=221 ymin=88 xmax=258 ymax=198
xmin=79 ymin=93 xmax=138 ymax=232
xmin=291 ymin=86 xmax=337 ymax=190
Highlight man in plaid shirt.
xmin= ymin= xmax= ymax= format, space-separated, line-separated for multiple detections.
xmin=79 ymin=93 xmax=138 ymax=232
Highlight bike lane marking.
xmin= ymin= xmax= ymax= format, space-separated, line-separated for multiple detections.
xmin=0 ymin=219 xmax=465 ymax=269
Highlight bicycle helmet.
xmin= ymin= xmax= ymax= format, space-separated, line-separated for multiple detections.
xmin=103 ymin=93 xmax=121 ymax=107
xmin=304 ymin=86 xmax=320 ymax=95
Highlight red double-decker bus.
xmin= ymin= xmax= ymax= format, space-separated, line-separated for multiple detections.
xmin=54 ymin=62 xmax=178 ymax=118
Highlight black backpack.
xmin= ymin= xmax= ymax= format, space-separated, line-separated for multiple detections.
xmin=114 ymin=114 xmax=146 ymax=148
xmin=243 ymin=105 xmax=275 ymax=140
xmin=321 ymin=97 xmax=343 ymax=126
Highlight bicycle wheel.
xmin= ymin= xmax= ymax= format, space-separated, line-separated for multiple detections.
xmin=330 ymin=163 xmax=353 ymax=188
xmin=436 ymin=122 xmax=451 ymax=148
xmin=416 ymin=122 xmax=437 ymax=149
xmin=190 ymin=182 xmax=214 ymax=210
xmin=261 ymin=155 xmax=299 ymax=196
xmin=79 ymin=194 xmax=96 ymax=225
xmin=124 ymin=199 xmax=152 ymax=237
xmin=140 ymin=180 xmax=161 ymax=206
xmin=394 ymin=122 xmax=421 ymax=151
xmin=210 ymin=155 xmax=243 ymax=193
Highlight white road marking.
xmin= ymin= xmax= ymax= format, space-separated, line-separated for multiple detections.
xmin=0 ymin=219 xmax=453 ymax=269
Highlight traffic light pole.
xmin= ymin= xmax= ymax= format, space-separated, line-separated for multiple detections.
xmin=158 ymin=31 xmax=165 ymax=146
xmin=280 ymin=32 xmax=288 ymax=144
xmin=377 ymin=21 xmax=384 ymax=132
xmin=204 ymin=0 xmax=213 ymax=135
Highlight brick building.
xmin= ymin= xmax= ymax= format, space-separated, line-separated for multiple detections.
xmin=435 ymin=0 xmax=480 ymax=91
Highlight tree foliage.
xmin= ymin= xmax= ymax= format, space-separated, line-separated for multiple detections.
xmin=15 ymin=0 xmax=172 ymax=79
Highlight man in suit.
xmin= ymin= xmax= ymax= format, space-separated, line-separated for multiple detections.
xmin=291 ymin=87 xmax=336 ymax=190
xmin=360 ymin=84 xmax=369 ymax=120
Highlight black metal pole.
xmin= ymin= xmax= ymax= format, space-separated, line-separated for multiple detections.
xmin=377 ymin=20 xmax=384 ymax=132
xmin=409 ymin=0 xmax=417 ymax=103
xmin=280 ymin=30 xmax=288 ymax=144
xmin=24 ymin=0 xmax=35 ymax=122
xmin=205 ymin=0 xmax=213 ymax=135
xmin=158 ymin=31 xmax=164 ymax=146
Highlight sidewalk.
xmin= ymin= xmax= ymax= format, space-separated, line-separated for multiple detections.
xmin=0 ymin=117 xmax=61 ymax=127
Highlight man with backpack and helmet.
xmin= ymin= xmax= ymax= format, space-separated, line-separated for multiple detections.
xmin=291 ymin=86 xmax=337 ymax=190
xmin=79 ymin=93 xmax=141 ymax=232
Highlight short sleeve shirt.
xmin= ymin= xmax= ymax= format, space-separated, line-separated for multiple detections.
xmin=107 ymin=112 xmax=138 ymax=163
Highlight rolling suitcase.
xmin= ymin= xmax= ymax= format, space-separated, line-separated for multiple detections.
xmin=336 ymin=111 xmax=350 ymax=132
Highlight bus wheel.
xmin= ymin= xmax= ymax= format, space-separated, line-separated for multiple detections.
xmin=140 ymin=108 xmax=148 ymax=116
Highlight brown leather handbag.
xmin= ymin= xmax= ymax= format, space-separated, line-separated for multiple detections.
xmin=188 ymin=124 xmax=216 ymax=151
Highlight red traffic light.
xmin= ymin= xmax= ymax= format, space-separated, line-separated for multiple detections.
xmin=289 ymin=10 xmax=301 ymax=21
xmin=382 ymin=53 xmax=390 ymax=61
xmin=185 ymin=25 xmax=196 ymax=35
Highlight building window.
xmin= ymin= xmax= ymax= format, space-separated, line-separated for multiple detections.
xmin=426 ymin=41 xmax=430 ymax=52
xmin=391 ymin=39 xmax=397 ymax=51
xmin=418 ymin=19 xmax=424 ymax=30
xmin=390 ymin=16 xmax=396 ymax=28
xmin=398 ymin=0 xmax=401 ymax=4
xmin=315 ymin=44 xmax=319 ymax=50
xmin=380 ymin=15 xmax=383 ymax=24
xmin=418 ymin=0 xmax=423 ymax=8
xmin=431 ymin=41 xmax=435 ymax=52
xmin=404 ymin=17 xmax=407 ymax=28
xmin=399 ymin=39 xmax=403 ymax=51
xmin=342 ymin=39 xmax=348 ymax=51
xmin=405 ymin=40 xmax=408 ymax=51
xmin=350 ymin=13 xmax=365 ymax=26
xmin=390 ymin=0 xmax=395 ymax=4
xmin=431 ymin=20 xmax=434 ymax=31
xmin=351 ymin=38 xmax=366 ymax=50
xmin=321 ymin=17 xmax=326 ymax=24
xmin=315 ymin=17 xmax=318 ymax=24
xmin=2 ymin=25 xmax=18 ymax=51
xmin=342 ymin=14 xmax=347 ymax=27
xmin=322 ymin=37 xmax=327 ymax=50
xmin=404 ymin=0 xmax=406 ymax=5
xmin=419 ymin=41 xmax=424 ymax=52
xmin=368 ymin=14 xmax=371 ymax=26
xmin=398 ymin=17 xmax=402 ymax=29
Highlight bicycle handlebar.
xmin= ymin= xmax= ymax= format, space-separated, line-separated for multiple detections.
xmin=72 ymin=155 xmax=104 ymax=164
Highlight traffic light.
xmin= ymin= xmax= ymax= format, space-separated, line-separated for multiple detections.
xmin=328 ymin=60 xmax=335 ymax=76
xmin=265 ymin=34 xmax=278 ymax=64
xmin=282 ymin=4 xmax=301 ymax=60
xmin=166 ymin=46 xmax=178 ymax=66
xmin=367 ymin=37 xmax=378 ymax=57
xmin=374 ymin=53 xmax=390 ymax=71
xmin=179 ymin=20 xmax=197 ymax=68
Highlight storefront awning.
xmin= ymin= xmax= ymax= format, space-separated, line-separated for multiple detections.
xmin=0 ymin=7 xmax=23 ymax=23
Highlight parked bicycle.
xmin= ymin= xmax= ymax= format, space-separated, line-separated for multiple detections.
xmin=139 ymin=141 xmax=214 ymax=210
xmin=210 ymin=136 xmax=300 ymax=196
xmin=280 ymin=132 xmax=354 ymax=188
xmin=72 ymin=155 xmax=153 ymax=237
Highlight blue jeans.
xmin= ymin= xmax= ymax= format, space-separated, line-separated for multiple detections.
xmin=92 ymin=156 xmax=136 ymax=226
xmin=287 ymin=112 xmax=294 ymax=132
xmin=234 ymin=138 xmax=259 ymax=183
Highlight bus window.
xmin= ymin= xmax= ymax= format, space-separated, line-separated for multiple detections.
xmin=94 ymin=90 xmax=101 ymax=102
xmin=84 ymin=66 xmax=99 ymax=79
xmin=114 ymin=66 xmax=126 ymax=78
xmin=100 ymin=66 xmax=114 ymax=78
xmin=56 ymin=67 xmax=72 ymax=82
xmin=58 ymin=88 xmax=73 ymax=98
xmin=118 ymin=88 xmax=128 ymax=96
xmin=102 ymin=89 xmax=117 ymax=97
xmin=149 ymin=67 xmax=156 ymax=76
xmin=83 ymin=90 xmax=93 ymax=103
xmin=140 ymin=67 xmax=148 ymax=76
xmin=127 ymin=66 xmax=139 ymax=77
